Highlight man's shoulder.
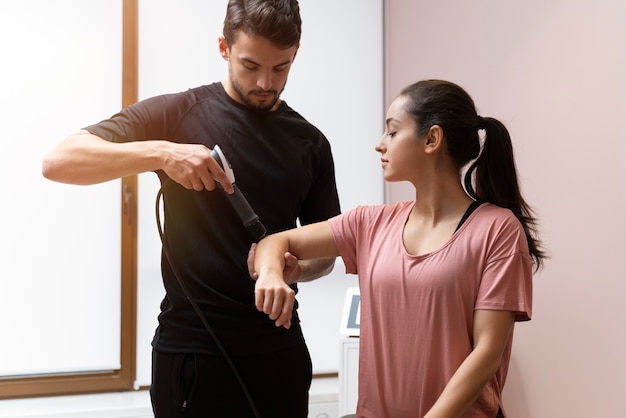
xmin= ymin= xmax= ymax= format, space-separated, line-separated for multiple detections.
xmin=184 ymin=82 xmax=224 ymax=102
xmin=139 ymin=83 xmax=222 ymax=109
xmin=279 ymin=104 xmax=329 ymax=143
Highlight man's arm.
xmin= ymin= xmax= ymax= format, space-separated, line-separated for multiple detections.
xmin=295 ymin=257 xmax=336 ymax=282
xmin=42 ymin=129 xmax=232 ymax=192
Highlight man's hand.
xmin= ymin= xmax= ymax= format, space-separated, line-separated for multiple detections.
xmin=247 ymin=243 xmax=302 ymax=285
xmin=161 ymin=142 xmax=233 ymax=193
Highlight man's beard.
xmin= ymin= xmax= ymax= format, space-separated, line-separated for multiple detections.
xmin=231 ymin=76 xmax=283 ymax=112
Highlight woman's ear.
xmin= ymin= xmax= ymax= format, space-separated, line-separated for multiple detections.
xmin=424 ymin=125 xmax=444 ymax=154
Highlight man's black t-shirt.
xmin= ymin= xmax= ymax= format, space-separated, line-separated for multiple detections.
xmin=85 ymin=82 xmax=341 ymax=356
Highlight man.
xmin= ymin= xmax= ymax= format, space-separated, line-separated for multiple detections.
xmin=42 ymin=1 xmax=340 ymax=416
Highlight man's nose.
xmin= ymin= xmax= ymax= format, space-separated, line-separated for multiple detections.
xmin=257 ymin=71 xmax=272 ymax=90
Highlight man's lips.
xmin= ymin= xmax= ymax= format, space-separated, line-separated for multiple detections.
xmin=251 ymin=91 xmax=275 ymax=100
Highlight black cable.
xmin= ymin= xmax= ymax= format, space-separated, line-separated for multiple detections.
xmin=155 ymin=184 xmax=262 ymax=418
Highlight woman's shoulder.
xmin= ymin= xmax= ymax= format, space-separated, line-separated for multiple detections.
xmin=475 ymin=202 xmax=519 ymax=223
xmin=336 ymin=202 xmax=413 ymax=228
xmin=470 ymin=203 xmax=526 ymax=240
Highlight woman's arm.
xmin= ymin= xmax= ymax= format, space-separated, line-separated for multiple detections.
xmin=253 ymin=220 xmax=339 ymax=328
xmin=424 ymin=309 xmax=516 ymax=418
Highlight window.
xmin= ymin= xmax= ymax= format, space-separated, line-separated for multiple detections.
xmin=0 ymin=0 xmax=138 ymax=398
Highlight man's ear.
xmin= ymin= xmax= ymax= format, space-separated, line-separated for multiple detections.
xmin=218 ymin=37 xmax=229 ymax=61
xmin=424 ymin=125 xmax=444 ymax=154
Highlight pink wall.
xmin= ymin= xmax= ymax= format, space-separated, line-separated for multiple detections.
xmin=384 ymin=0 xmax=626 ymax=416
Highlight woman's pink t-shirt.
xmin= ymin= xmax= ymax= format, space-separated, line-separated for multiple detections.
xmin=329 ymin=202 xmax=533 ymax=418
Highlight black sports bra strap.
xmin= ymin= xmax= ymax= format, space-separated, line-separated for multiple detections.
xmin=454 ymin=200 xmax=483 ymax=232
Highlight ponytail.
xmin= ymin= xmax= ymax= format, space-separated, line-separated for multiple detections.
xmin=464 ymin=117 xmax=546 ymax=270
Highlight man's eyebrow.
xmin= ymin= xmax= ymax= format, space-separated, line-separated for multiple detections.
xmin=240 ymin=57 xmax=259 ymax=66
xmin=240 ymin=57 xmax=292 ymax=67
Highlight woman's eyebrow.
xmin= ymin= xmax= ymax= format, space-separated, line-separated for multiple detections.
xmin=385 ymin=117 xmax=399 ymax=126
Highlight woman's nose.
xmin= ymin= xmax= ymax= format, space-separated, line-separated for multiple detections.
xmin=375 ymin=136 xmax=386 ymax=153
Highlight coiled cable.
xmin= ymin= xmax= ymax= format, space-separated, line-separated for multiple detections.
xmin=155 ymin=182 xmax=262 ymax=418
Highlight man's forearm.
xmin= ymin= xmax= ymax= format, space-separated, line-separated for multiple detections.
xmin=297 ymin=257 xmax=336 ymax=282
xmin=42 ymin=131 xmax=164 ymax=185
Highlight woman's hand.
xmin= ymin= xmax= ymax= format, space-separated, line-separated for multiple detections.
xmin=253 ymin=266 xmax=296 ymax=329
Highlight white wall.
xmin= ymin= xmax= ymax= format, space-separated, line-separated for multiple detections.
xmin=385 ymin=1 xmax=626 ymax=416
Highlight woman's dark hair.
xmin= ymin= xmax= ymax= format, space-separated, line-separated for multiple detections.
xmin=401 ymin=79 xmax=546 ymax=270
xmin=223 ymin=0 xmax=302 ymax=48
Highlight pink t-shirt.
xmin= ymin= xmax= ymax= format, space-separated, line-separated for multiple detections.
xmin=329 ymin=202 xmax=533 ymax=418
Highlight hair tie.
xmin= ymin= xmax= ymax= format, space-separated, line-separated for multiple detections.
xmin=476 ymin=115 xmax=485 ymax=130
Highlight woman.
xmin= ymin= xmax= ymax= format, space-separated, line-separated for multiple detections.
xmin=252 ymin=79 xmax=546 ymax=417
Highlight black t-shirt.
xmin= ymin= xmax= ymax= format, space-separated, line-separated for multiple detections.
xmin=85 ymin=82 xmax=341 ymax=355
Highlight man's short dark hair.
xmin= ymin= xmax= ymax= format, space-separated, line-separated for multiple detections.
xmin=223 ymin=0 xmax=302 ymax=49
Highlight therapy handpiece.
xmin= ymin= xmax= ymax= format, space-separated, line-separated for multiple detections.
xmin=210 ymin=145 xmax=267 ymax=242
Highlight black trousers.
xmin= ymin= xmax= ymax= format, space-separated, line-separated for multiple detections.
xmin=150 ymin=344 xmax=312 ymax=418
